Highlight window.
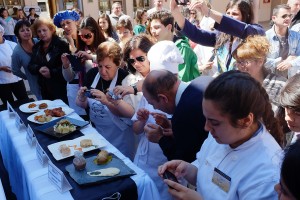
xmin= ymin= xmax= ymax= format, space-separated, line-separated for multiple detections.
xmin=133 ymin=0 xmax=149 ymax=11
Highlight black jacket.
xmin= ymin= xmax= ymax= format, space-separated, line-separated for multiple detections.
xmin=158 ymin=76 xmax=213 ymax=162
xmin=28 ymin=35 xmax=70 ymax=103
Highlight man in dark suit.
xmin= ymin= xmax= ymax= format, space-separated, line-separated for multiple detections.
xmin=143 ymin=70 xmax=212 ymax=162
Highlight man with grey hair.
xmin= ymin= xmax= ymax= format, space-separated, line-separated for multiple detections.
xmin=109 ymin=2 xmax=130 ymax=27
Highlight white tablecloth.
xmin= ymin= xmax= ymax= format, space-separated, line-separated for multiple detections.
xmin=0 ymin=178 xmax=6 ymax=200
xmin=0 ymin=100 xmax=160 ymax=200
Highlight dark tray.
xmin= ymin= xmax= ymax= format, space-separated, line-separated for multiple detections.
xmin=34 ymin=117 xmax=89 ymax=138
xmin=65 ymin=153 xmax=136 ymax=186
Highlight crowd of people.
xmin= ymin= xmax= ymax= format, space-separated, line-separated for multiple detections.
xmin=1 ymin=0 xmax=300 ymax=199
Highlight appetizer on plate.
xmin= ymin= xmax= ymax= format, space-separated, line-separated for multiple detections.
xmin=38 ymin=103 xmax=48 ymax=109
xmin=19 ymin=100 xmax=53 ymax=113
xmin=94 ymin=150 xmax=111 ymax=165
xmin=44 ymin=107 xmax=65 ymax=117
xmin=87 ymin=167 xmax=120 ymax=177
xmin=59 ymin=144 xmax=71 ymax=157
xmin=54 ymin=119 xmax=76 ymax=134
xmin=28 ymin=103 xmax=36 ymax=108
xmin=34 ymin=114 xmax=52 ymax=123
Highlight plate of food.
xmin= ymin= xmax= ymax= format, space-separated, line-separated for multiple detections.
xmin=65 ymin=151 xmax=136 ymax=185
xmin=27 ymin=107 xmax=74 ymax=124
xmin=35 ymin=117 xmax=89 ymax=139
xmin=47 ymin=133 xmax=106 ymax=160
xmin=19 ymin=100 xmax=53 ymax=113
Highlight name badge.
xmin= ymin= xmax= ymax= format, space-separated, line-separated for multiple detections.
xmin=212 ymin=168 xmax=231 ymax=193
xmin=36 ymin=142 xmax=48 ymax=167
xmin=15 ymin=114 xmax=25 ymax=130
xmin=26 ymin=125 xmax=36 ymax=147
xmin=46 ymin=53 xmax=51 ymax=62
xmin=48 ymin=161 xmax=72 ymax=193
xmin=7 ymin=102 xmax=15 ymax=117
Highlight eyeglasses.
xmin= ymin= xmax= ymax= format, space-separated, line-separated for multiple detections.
xmin=80 ymin=33 xmax=93 ymax=39
xmin=281 ymin=14 xmax=293 ymax=19
xmin=127 ymin=56 xmax=146 ymax=65
xmin=235 ymin=60 xmax=254 ymax=66
xmin=190 ymin=12 xmax=196 ymax=15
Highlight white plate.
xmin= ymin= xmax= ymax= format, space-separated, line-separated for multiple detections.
xmin=19 ymin=100 xmax=53 ymax=113
xmin=47 ymin=134 xmax=107 ymax=161
xmin=27 ymin=107 xmax=74 ymax=124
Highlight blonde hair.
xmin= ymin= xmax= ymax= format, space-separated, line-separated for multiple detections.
xmin=31 ymin=18 xmax=56 ymax=36
xmin=233 ymin=35 xmax=270 ymax=60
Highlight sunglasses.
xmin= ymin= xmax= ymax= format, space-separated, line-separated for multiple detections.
xmin=281 ymin=14 xmax=293 ymax=19
xmin=190 ymin=12 xmax=196 ymax=15
xmin=127 ymin=56 xmax=146 ymax=65
xmin=80 ymin=33 xmax=93 ymax=39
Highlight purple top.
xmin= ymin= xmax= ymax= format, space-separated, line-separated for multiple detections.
xmin=179 ymin=15 xmax=265 ymax=47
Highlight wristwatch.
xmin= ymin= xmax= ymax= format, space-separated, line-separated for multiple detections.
xmin=131 ymin=83 xmax=138 ymax=95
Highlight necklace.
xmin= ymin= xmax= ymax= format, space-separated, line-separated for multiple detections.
xmin=274 ymin=27 xmax=288 ymax=46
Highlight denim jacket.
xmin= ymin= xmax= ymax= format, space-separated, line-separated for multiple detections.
xmin=265 ymin=26 xmax=300 ymax=78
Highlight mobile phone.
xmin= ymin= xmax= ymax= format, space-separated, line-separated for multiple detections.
xmin=84 ymin=90 xmax=94 ymax=98
xmin=107 ymin=90 xmax=120 ymax=100
xmin=208 ymin=54 xmax=215 ymax=62
xmin=163 ymin=170 xmax=179 ymax=189
xmin=175 ymin=0 xmax=189 ymax=6
xmin=66 ymin=54 xmax=82 ymax=71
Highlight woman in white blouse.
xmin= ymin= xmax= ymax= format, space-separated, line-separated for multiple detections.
xmin=0 ymin=25 xmax=28 ymax=109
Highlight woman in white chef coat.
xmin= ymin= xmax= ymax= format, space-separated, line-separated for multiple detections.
xmin=76 ymin=41 xmax=135 ymax=160
xmin=0 ymin=24 xmax=28 ymax=109
xmin=158 ymin=71 xmax=284 ymax=200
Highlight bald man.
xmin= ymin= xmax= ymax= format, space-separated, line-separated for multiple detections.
xmin=142 ymin=70 xmax=212 ymax=162
xmin=288 ymin=0 xmax=300 ymax=28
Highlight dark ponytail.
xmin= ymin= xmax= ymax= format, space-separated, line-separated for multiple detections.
xmin=204 ymin=70 xmax=284 ymax=146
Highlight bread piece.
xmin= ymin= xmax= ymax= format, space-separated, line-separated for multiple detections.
xmin=39 ymin=103 xmax=48 ymax=109
xmin=80 ymin=139 xmax=93 ymax=148
xmin=59 ymin=144 xmax=71 ymax=157
xmin=96 ymin=150 xmax=109 ymax=164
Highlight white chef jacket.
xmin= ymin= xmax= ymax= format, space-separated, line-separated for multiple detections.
xmin=0 ymin=39 xmax=20 ymax=84
xmin=194 ymin=124 xmax=282 ymax=200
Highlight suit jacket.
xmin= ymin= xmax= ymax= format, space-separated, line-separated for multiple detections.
xmin=159 ymin=76 xmax=213 ymax=162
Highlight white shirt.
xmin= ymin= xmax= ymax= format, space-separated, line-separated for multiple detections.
xmin=175 ymin=81 xmax=189 ymax=106
xmin=0 ymin=39 xmax=20 ymax=84
xmin=194 ymin=125 xmax=281 ymax=199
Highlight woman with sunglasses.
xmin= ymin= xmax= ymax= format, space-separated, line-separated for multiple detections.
xmin=113 ymin=34 xmax=153 ymax=110
xmin=98 ymin=13 xmax=119 ymax=42
xmin=114 ymin=37 xmax=175 ymax=200
xmin=170 ymin=0 xmax=264 ymax=76
xmin=61 ymin=16 xmax=106 ymax=118
xmin=28 ymin=18 xmax=69 ymax=104
xmin=11 ymin=20 xmax=41 ymax=100
xmin=133 ymin=9 xmax=148 ymax=35
xmin=233 ymin=35 xmax=286 ymax=120
xmin=76 ymin=41 xmax=135 ymax=160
